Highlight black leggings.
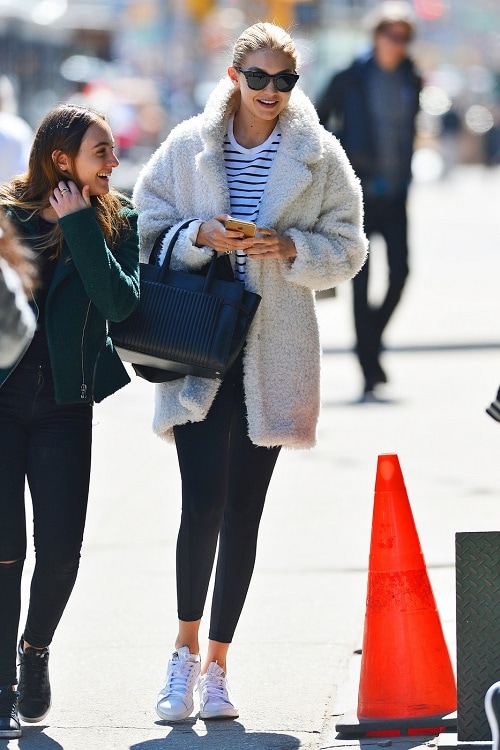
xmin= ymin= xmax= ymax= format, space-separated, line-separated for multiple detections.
xmin=0 ymin=364 xmax=92 ymax=685
xmin=173 ymin=357 xmax=280 ymax=643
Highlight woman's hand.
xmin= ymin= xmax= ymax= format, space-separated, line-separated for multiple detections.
xmin=195 ymin=214 xmax=246 ymax=254
xmin=48 ymin=180 xmax=91 ymax=218
xmin=195 ymin=216 xmax=297 ymax=260
xmin=243 ymin=228 xmax=297 ymax=261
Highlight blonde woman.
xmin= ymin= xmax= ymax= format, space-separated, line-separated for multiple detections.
xmin=133 ymin=22 xmax=367 ymax=722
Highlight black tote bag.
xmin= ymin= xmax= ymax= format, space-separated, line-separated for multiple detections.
xmin=109 ymin=220 xmax=261 ymax=383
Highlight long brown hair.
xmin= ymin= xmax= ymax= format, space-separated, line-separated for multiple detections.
xmin=0 ymin=103 xmax=127 ymax=253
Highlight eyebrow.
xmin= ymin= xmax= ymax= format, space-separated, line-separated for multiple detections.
xmin=246 ymin=67 xmax=294 ymax=74
xmin=91 ymin=140 xmax=115 ymax=149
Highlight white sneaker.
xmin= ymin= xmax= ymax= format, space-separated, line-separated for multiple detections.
xmin=198 ymin=662 xmax=239 ymax=720
xmin=156 ymin=646 xmax=201 ymax=722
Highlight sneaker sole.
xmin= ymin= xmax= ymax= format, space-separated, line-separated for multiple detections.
xmin=0 ymin=728 xmax=22 ymax=738
xmin=199 ymin=709 xmax=239 ymax=720
xmin=156 ymin=702 xmax=194 ymax=722
xmin=18 ymin=703 xmax=51 ymax=724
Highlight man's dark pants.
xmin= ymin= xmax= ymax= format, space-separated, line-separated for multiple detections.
xmin=353 ymin=190 xmax=410 ymax=388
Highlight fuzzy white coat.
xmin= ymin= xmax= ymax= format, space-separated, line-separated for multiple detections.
xmin=133 ymin=77 xmax=367 ymax=448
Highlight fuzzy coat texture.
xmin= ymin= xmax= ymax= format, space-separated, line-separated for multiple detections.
xmin=133 ymin=77 xmax=368 ymax=448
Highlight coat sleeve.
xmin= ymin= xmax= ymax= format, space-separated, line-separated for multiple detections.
xmin=133 ymin=139 xmax=181 ymax=259
xmin=281 ymin=136 xmax=368 ymax=291
xmin=58 ymin=204 xmax=140 ymax=323
xmin=133 ymin=135 xmax=213 ymax=270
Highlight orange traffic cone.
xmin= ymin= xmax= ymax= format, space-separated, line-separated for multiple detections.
xmin=337 ymin=453 xmax=457 ymax=737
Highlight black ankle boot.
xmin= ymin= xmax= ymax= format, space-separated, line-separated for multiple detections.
xmin=0 ymin=685 xmax=22 ymax=739
xmin=17 ymin=639 xmax=51 ymax=723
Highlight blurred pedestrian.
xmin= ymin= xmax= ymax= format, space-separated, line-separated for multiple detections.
xmin=0 ymin=209 xmax=36 ymax=367
xmin=0 ymin=103 xmax=140 ymax=740
xmin=438 ymin=107 xmax=461 ymax=177
xmin=317 ymin=0 xmax=422 ymax=397
xmin=0 ymin=76 xmax=33 ymax=184
xmin=133 ymin=22 xmax=367 ymax=723
xmin=486 ymin=386 xmax=500 ymax=422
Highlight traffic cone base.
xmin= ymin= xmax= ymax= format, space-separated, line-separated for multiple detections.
xmin=335 ymin=710 xmax=457 ymax=738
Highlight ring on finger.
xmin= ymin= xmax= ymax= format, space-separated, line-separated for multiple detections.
xmin=60 ymin=187 xmax=70 ymax=194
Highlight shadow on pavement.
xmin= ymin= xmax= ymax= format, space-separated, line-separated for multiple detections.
xmin=14 ymin=726 xmax=64 ymax=749
xmin=322 ymin=394 xmax=404 ymax=408
xmin=130 ymin=720 xmax=302 ymax=749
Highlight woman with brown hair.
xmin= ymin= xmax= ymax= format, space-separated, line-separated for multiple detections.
xmin=0 ymin=103 xmax=140 ymax=739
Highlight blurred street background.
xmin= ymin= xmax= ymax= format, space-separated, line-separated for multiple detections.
xmin=0 ymin=0 xmax=499 ymax=192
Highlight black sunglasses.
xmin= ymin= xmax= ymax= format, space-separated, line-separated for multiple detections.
xmin=235 ymin=67 xmax=299 ymax=93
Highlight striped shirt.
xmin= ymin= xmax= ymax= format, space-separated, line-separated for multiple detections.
xmin=224 ymin=114 xmax=282 ymax=282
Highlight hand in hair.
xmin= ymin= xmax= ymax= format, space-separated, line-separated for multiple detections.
xmin=49 ymin=180 xmax=91 ymax=218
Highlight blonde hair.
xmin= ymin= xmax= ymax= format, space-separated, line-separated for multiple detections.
xmin=232 ymin=22 xmax=298 ymax=71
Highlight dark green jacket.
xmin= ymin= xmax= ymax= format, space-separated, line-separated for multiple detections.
xmin=0 ymin=199 xmax=140 ymax=404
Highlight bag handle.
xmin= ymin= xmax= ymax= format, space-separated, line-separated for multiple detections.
xmin=152 ymin=219 xmax=219 ymax=290
xmin=150 ymin=219 xmax=193 ymax=268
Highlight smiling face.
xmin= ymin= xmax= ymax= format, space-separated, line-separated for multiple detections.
xmin=56 ymin=119 xmax=119 ymax=196
xmin=229 ymin=49 xmax=296 ymax=125
xmin=72 ymin=120 xmax=119 ymax=195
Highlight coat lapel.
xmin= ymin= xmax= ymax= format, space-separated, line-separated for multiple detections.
xmin=196 ymin=150 xmax=230 ymax=213
xmin=258 ymin=146 xmax=313 ymax=228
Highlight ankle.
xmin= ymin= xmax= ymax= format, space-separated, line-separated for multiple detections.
xmin=202 ymin=660 xmax=226 ymax=674
xmin=20 ymin=640 xmax=47 ymax=653
xmin=174 ymin=641 xmax=199 ymax=656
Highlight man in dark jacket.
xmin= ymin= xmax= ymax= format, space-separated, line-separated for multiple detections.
xmin=317 ymin=1 xmax=422 ymax=397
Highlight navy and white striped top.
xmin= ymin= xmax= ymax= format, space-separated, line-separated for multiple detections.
xmin=224 ymin=114 xmax=282 ymax=282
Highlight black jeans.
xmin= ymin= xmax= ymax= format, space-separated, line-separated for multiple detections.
xmin=353 ymin=191 xmax=410 ymax=381
xmin=0 ymin=364 xmax=92 ymax=686
xmin=173 ymin=357 xmax=281 ymax=644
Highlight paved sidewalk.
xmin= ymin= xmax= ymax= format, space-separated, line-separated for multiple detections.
xmin=7 ymin=166 xmax=500 ymax=749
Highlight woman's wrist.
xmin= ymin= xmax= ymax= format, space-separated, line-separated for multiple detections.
xmin=283 ymin=235 xmax=297 ymax=260
xmin=187 ymin=219 xmax=204 ymax=246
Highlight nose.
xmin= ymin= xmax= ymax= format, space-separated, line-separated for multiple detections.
xmin=108 ymin=151 xmax=119 ymax=167
xmin=263 ymin=78 xmax=278 ymax=93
